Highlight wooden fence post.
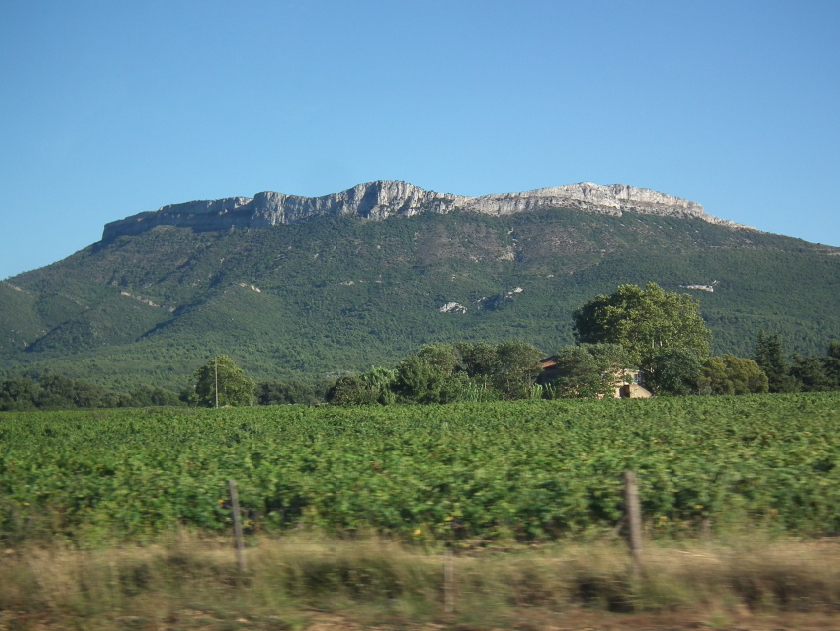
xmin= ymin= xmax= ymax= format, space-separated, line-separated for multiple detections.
xmin=228 ymin=479 xmax=247 ymax=573
xmin=623 ymin=470 xmax=644 ymax=579
xmin=444 ymin=543 xmax=455 ymax=614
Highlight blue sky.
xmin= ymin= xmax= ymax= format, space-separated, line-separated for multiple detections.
xmin=2 ymin=0 xmax=838 ymax=280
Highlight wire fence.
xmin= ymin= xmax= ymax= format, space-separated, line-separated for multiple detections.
xmin=213 ymin=472 xmax=840 ymax=614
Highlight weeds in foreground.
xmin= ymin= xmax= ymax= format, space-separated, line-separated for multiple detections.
xmin=2 ymin=534 xmax=840 ymax=629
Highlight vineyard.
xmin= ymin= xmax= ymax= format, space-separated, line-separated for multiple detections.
xmin=2 ymin=393 xmax=840 ymax=544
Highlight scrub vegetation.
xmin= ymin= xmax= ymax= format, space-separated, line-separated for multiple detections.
xmin=3 ymin=209 xmax=840 ymax=391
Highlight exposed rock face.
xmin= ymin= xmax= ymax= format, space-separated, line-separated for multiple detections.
xmin=439 ymin=302 xmax=467 ymax=314
xmin=101 ymin=181 xmax=745 ymax=241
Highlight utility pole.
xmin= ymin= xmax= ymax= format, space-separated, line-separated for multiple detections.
xmin=214 ymin=357 xmax=219 ymax=409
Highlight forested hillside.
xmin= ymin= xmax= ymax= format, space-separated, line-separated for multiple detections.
xmin=2 ymin=207 xmax=839 ymax=390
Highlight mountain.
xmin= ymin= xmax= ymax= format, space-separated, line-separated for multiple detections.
xmin=101 ymin=180 xmax=740 ymax=241
xmin=2 ymin=181 xmax=839 ymax=391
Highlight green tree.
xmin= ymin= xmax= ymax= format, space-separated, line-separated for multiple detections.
xmin=33 ymin=374 xmax=115 ymax=408
xmin=825 ymin=342 xmax=840 ymax=389
xmin=193 ymin=355 xmax=255 ymax=407
xmin=0 ymin=374 xmax=135 ymax=410
xmin=0 ymin=377 xmax=39 ymax=411
xmin=455 ymin=342 xmax=499 ymax=379
xmin=325 ymin=375 xmax=371 ymax=405
xmin=326 ymin=367 xmax=397 ymax=405
xmin=257 ymin=379 xmax=324 ymax=406
xmin=697 ymin=354 xmax=769 ymax=395
xmin=573 ymin=283 xmax=711 ymax=371
xmin=455 ymin=342 xmax=503 ymax=398
xmin=753 ymin=330 xmax=799 ymax=393
xmin=35 ymin=374 xmax=79 ymax=408
xmin=415 ymin=343 xmax=462 ymax=374
xmin=543 ymin=344 xmax=632 ymax=399
xmin=492 ymin=341 xmax=544 ymax=400
xmin=393 ymin=353 xmax=467 ymax=404
xmin=791 ymin=354 xmax=833 ymax=392
xmin=645 ymin=348 xmax=702 ymax=396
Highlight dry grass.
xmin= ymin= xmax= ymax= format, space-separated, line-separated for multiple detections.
xmin=2 ymin=534 xmax=840 ymax=629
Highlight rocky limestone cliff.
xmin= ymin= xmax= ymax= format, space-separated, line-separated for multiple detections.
xmin=101 ymin=181 xmax=746 ymax=241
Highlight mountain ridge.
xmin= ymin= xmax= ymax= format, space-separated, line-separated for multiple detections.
xmin=102 ymin=180 xmax=746 ymax=241
xmin=2 ymin=183 xmax=838 ymax=392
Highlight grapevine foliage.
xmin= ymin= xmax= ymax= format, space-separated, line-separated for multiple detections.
xmin=2 ymin=393 xmax=840 ymax=543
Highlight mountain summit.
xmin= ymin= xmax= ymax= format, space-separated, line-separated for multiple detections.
xmin=102 ymin=181 xmax=743 ymax=241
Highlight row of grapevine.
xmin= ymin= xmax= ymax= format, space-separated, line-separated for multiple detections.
xmin=2 ymin=393 xmax=840 ymax=543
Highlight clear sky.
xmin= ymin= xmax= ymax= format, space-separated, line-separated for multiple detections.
xmin=2 ymin=0 xmax=838 ymax=281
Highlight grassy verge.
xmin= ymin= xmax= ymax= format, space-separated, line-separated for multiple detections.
xmin=2 ymin=534 xmax=840 ymax=630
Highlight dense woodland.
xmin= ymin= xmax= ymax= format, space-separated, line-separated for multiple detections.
xmin=3 ymin=283 xmax=839 ymax=411
xmin=2 ymin=208 xmax=840 ymax=392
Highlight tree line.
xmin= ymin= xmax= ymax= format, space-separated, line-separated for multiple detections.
xmin=0 ymin=374 xmax=183 ymax=411
xmin=2 ymin=283 xmax=838 ymax=410
xmin=321 ymin=283 xmax=838 ymax=403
